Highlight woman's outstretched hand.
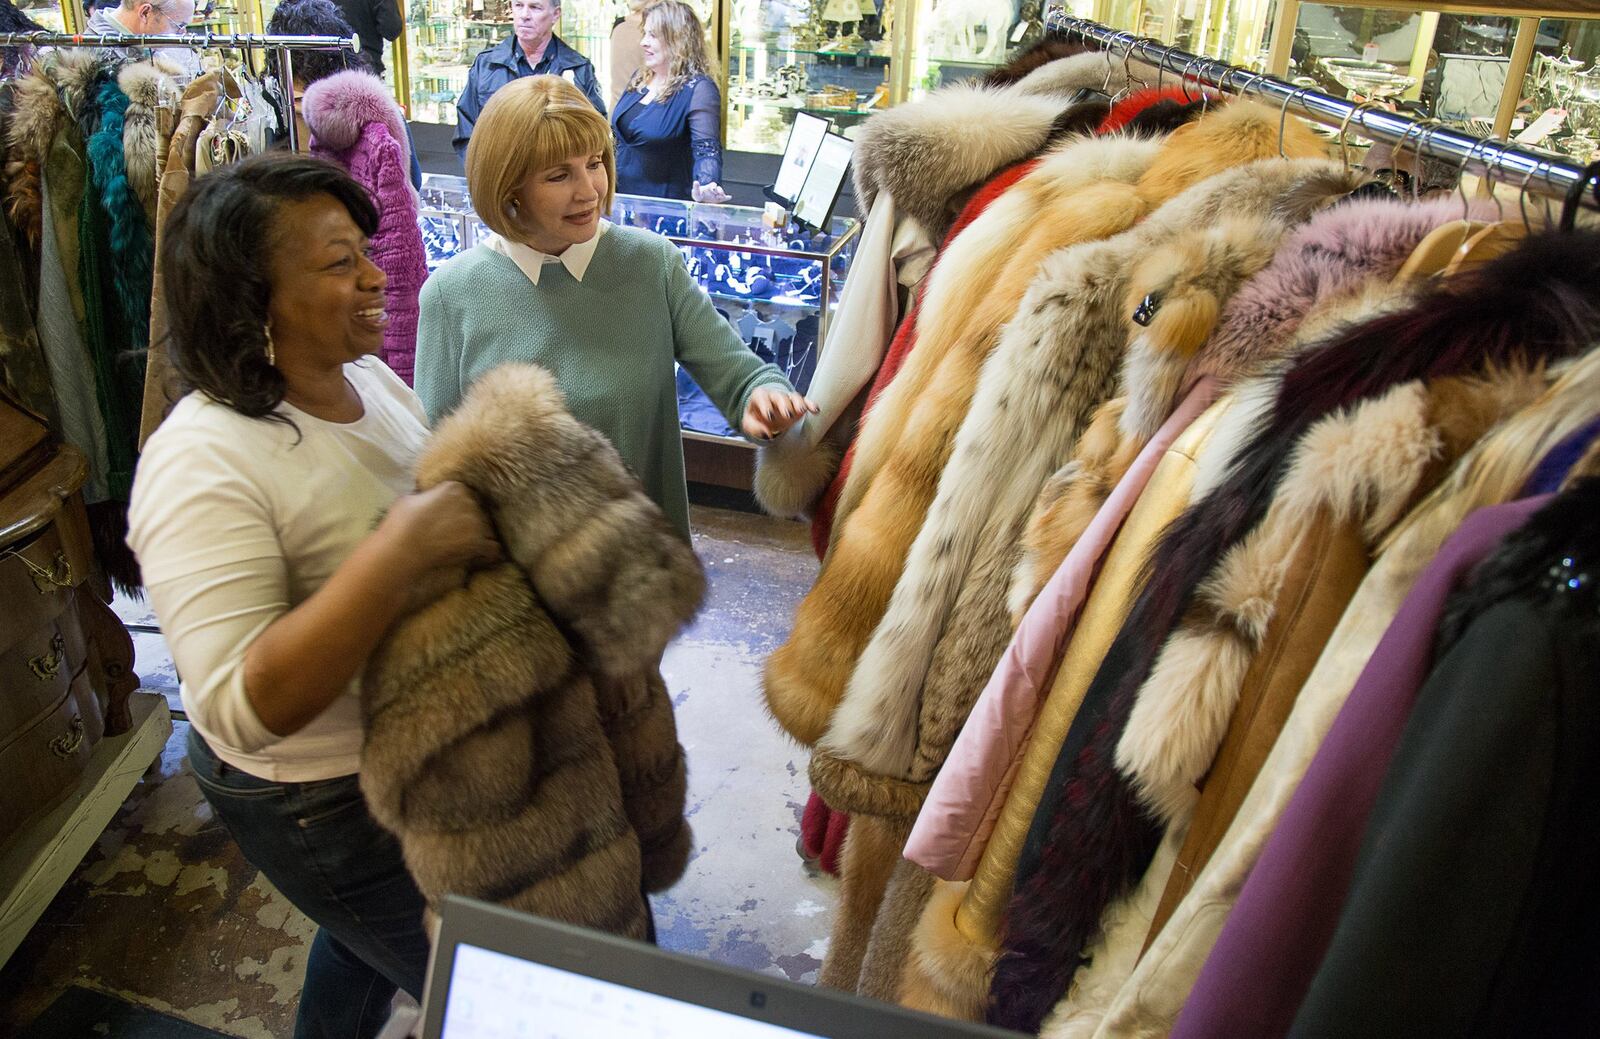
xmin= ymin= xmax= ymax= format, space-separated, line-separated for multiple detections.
xmin=692 ymin=180 xmax=732 ymax=204
xmin=742 ymin=386 xmax=818 ymax=440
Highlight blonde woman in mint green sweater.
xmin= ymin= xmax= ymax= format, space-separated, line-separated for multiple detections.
xmin=416 ymin=75 xmax=813 ymax=540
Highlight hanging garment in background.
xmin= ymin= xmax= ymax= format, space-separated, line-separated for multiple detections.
xmin=991 ymin=232 xmax=1600 ymax=1033
xmin=118 ymin=59 xmax=182 ymax=227
xmin=0 ymin=203 xmax=59 ymax=425
xmin=765 ymin=127 xmax=1163 ymax=751
xmin=899 ymin=394 xmax=1234 ymax=1022
xmin=1172 ymin=495 xmax=1549 ymax=1038
xmin=303 ymin=70 xmax=428 ymax=385
xmin=142 ymin=70 xmax=237 ymax=447
xmin=813 ymin=151 xmax=1351 ymax=998
xmin=1288 ymin=478 xmax=1600 ymax=1039
xmin=1068 ymin=235 xmax=1600 ymax=1037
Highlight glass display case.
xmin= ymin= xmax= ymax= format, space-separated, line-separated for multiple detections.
xmin=413 ymin=176 xmax=860 ymax=441
xmin=418 ymin=173 xmax=488 ymax=270
xmin=1507 ymin=17 xmax=1600 ymax=162
xmin=1262 ymin=4 xmax=1600 ymax=148
xmin=18 ymin=0 xmax=70 ymax=32
xmin=196 ymin=0 xmax=257 ymax=35
xmin=613 ymin=192 xmax=859 ymax=436
xmin=725 ymin=0 xmax=896 ymax=151
xmin=401 ymin=0 xmax=513 ymax=125
xmin=903 ymin=0 xmax=1054 ymax=100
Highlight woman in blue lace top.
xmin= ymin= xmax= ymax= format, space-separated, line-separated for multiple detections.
xmin=611 ymin=1 xmax=730 ymax=202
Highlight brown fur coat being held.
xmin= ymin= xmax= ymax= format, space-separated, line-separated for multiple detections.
xmin=361 ymin=364 xmax=706 ymax=939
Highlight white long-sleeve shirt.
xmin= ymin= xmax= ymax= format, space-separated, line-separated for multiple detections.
xmin=128 ymin=360 xmax=429 ymax=781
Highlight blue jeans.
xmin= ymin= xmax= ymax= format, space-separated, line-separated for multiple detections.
xmin=187 ymin=728 xmax=431 ymax=1039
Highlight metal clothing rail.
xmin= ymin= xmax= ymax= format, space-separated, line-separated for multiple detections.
xmin=0 ymin=30 xmax=356 ymax=51
xmin=0 ymin=30 xmax=359 ymax=151
xmin=1045 ymin=7 xmax=1600 ymax=211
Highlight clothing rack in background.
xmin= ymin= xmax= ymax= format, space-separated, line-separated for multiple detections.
xmin=1044 ymin=8 xmax=1600 ymax=213
xmin=0 ymin=30 xmax=359 ymax=150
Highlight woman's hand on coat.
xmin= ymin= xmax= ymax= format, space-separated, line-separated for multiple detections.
xmin=691 ymin=180 xmax=732 ymax=204
xmin=742 ymin=386 xmax=818 ymax=440
xmin=381 ymin=481 xmax=504 ymax=573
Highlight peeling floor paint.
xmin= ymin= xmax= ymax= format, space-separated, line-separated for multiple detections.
xmin=0 ymin=505 xmax=838 ymax=1035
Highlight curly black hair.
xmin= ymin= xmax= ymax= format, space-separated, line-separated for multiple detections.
xmin=266 ymin=0 xmax=370 ymax=84
xmin=158 ymin=154 xmax=379 ymax=424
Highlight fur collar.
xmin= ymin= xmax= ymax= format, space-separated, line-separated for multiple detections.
xmin=303 ymin=70 xmax=413 ymax=163
xmin=43 ymin=48 xmax=115 ymax=122
xmin=1114 ymin=195 xmax=1471 ymax=442
xmin=3 ymin=65 xmax=61 ymax=246
xmin=1098 ymin=87 xmax=1194 ymax=135
xmin=6 ymin=64 xmax=60 ymax=160
xmin=117 ymin=57 xmax=182 ymax=108
xmin=119 ymin=59 xmax=180 ymax=225
xmin=1118 ymin=366 xmax=1550 ymax=827
xmin=1131 ymin=230 xmax=1600 ymax=684
xmin=851 ymin=51 xmax=1125 ymax=239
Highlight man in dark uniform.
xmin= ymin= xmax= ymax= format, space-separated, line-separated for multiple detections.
xmin=452 ymin=0 xmax=606 ymax=161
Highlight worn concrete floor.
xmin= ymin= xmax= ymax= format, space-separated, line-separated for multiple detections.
xmin=0 ymin=505 xmax=835 ymax=1038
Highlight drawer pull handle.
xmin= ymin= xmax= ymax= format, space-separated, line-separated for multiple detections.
xmin=6 ymin=549 xmax=75 ymax=593
xmin=50 ymin=717 xmax=85 ymax=758
xmin=29 ymin=632 xmax=66 ymax=680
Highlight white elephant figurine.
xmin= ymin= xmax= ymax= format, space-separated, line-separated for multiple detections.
xmin=928 ymin=0 xmax=1015 ymax=61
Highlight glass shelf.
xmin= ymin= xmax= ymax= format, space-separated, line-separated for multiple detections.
xmin=15 ymin=0 xmax=67 ymax=31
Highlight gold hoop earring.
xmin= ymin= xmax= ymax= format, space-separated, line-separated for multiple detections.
xmin=264 ymin=323 xmax=276 ymax=366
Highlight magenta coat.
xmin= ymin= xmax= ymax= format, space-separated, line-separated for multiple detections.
xmin=302 ymin=71 xmax=428 ymax=385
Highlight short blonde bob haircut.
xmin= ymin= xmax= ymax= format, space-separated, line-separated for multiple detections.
xmin=465 ymin=75 xmax=615 ymax=240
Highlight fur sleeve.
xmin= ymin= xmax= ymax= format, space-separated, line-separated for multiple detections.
xmin=415 ymin=363 xmax=707 ymax=678
xmin=1011 ymin=398 xmax=1139 ymax=620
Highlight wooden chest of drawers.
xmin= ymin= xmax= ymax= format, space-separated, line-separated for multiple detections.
xmin=0 ymin=400 xmax=136 ymax=851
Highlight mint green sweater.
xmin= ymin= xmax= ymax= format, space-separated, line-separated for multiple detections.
xmin=415 ymin=225 xmax=790 ymax=539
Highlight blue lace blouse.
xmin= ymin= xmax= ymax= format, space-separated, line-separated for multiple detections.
xmin=612 ymin=74 xmax=724 ymax=201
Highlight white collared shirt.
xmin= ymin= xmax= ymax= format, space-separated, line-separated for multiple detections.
xmin=484 ymin=220 xmax=609 ymax=286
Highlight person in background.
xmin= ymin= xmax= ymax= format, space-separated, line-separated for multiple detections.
xmin=452 ymin=0 xmax=604 ymax=162
xmin=0 ymin=0 xmax=44 ymax=77
xmin=267 ymin=0 xmax=422 ymax=190
xmin=607 ymin=0 xmax=647 ymax=110
xmin=129 ymin=154 xmax=501 ymax=1039
xmin=330 ymin=0 xmax=402 ymax=77
xmin=416 ymin=75 xmax=812 ymax=541
xmin=85 ymin=0 xmax=201 ymax=77
xmin=612 ymin=0 xmax=729 ymax=203
xmin=302 ymin=65 xmax=429 ymax=385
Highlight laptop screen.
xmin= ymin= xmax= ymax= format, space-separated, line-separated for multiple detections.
xmin=441 ymin=945 xmax=825 ymax=1038
xmin=421 ymin=896 xmax=1019 ymax=1039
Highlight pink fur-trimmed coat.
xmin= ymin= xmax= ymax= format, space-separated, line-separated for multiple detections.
xmin=302 ymin=70 xmax=427 ymax=385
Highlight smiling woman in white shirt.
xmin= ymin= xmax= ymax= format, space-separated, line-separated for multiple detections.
xmin=128 ymin=155 xmax=501 ymax=1039
xmin=414 ymin=74 xmax=815 ymax=542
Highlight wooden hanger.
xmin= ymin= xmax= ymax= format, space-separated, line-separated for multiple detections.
xmin=1441 ymin=220 xmax=1527 ymax=276
xmin=1396 ymin=218 xmax=1491 ymax=281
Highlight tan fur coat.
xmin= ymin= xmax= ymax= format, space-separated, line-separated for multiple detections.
xmin=361 ymin=365 xmax=705 ymax=937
